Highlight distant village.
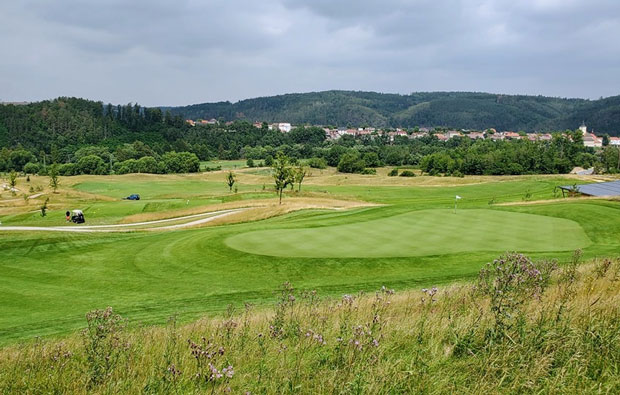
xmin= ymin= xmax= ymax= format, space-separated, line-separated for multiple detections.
xmin=187 ymin=119 xmax=619 ymax=148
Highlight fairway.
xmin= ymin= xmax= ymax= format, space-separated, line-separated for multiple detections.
xmin=1 ymin=172 xmax=618 ymax=345
xmin=225 ymin=209 xmax=592 ymax=257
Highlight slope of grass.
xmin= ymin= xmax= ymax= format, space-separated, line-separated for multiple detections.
xmin=1 ymin=256 xmax=618 ymax=394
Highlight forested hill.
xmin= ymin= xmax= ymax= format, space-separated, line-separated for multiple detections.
xmin=2 ymin=96 xmax=619 ymax=176
xmin=165 ymin=91 xmax=620 ymax=134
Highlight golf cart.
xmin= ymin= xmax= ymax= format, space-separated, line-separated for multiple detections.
xmin=124 ymin=194 xmax=140 ymax=200
xmin=70 ymin=210 xmax=85 ymax=224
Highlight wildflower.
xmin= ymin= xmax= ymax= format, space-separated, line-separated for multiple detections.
xmin=222 ymin=365 xmax=235 ymax=378
xmin=167 ymin=364 xmax=182 ymax=377
xmin=342 ymin=294 xmax=354 ymax=305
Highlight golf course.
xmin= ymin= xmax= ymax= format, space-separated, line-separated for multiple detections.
xmin=0 ymin=166 xmax=619 ymax=344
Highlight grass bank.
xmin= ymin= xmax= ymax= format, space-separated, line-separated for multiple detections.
xmin=1 ymin=253 xmax=618 ymax=393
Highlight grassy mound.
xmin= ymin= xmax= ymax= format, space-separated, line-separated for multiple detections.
xmin=1 ymin=254 xmax=618 ymax=394
xmin=226 ymin=209 xmax=591 ymax=257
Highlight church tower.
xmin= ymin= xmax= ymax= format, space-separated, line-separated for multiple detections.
xmin=579 ymin=122 xmax=587 ymax=135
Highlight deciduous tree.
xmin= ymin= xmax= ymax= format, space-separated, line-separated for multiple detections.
xmin=272 ymin=152 xmax=293 ymax=204
xmin=49 ymin=164 xmax=60 ymax=193
xmin=8 ymin=170 xmax=17 ymax=193
xmin=226 ymin=171 xmax=237 ymax=192
xmin=294 ymin=164 xmax=307 ymax=192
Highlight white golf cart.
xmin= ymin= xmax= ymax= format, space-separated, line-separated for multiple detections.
xmin=70 ymin=210 xmax=85 ymax=224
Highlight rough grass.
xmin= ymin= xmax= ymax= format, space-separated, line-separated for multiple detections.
xmin=119 ymin=196 xmax=375 ymax=226
xmin=0 ymin=255 xmax=618 ymax=394
xmin=226 ymin=208 xmax=591 ymax=257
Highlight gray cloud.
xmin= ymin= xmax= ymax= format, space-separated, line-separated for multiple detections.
xmin=0 ymin=0 xmax=618 ymax=106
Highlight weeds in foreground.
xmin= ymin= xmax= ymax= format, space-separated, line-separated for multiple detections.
xmin=81 ymin=307 xmax=130 ymax=386
xmin=1 ymin=253 xmax=619 ymax=394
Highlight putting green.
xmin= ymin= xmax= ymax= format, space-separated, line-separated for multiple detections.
xmin=225 ymin=209 xmax=592 ymax=258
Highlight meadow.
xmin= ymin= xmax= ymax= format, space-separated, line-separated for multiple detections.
xmin=0 ymin=255 xmax=618 ymax=393
xmin=0 ymin=165 xmax=619 ymax=347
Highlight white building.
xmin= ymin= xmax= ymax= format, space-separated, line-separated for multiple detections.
xmin=278 ymin=123 xmax=292 ymax=133
xmin=580 ymin=124 xmax=602 ymax=148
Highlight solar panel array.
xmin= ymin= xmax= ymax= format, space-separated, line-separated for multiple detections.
xmin=561 ymin=180 xmax=620 ymax=197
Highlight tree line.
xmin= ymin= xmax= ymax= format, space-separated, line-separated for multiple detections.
xmin=1 ymin=97 xmax=618 ymax=176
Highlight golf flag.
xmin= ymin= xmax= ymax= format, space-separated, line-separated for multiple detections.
xmin=456 ymin=195 xmax=462 ymax=200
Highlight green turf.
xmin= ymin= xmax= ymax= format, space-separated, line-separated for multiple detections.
xmin=200 ymin=160 xmax=247 ymax=170
xmin=0 ymin=176 xmax=270 ymax=226
xmin=73 ymin=178 xmax=255 ymax=199
xmin=0 ymin=175 xmax=618 ymax=344
xmin=225 ymin=209 xmax=591 ymax=257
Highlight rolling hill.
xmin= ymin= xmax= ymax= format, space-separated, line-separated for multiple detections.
xmin=165 ymin=90 xmax=620 ymax=134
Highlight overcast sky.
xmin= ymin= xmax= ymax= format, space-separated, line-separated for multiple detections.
xmin=1 ymin=0 xmax=619 ymax=106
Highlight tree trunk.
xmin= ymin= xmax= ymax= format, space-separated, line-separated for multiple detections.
xmin=279 ymin=188 xmax=283 ymax=204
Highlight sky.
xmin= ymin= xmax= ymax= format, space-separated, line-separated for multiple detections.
xmin=1 ymin=0 xmax=619 ymax=106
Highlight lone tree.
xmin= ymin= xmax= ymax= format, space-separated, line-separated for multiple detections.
xmin=294 ymin=164 xmax=307 ymax=192
xmin=226 ymin=171 xmax=237 ymax=192
xmin=8 ymin=170 xmax=17 ymax=194
xmin=49 ymin=164 xmax=60 ymax=193
xmin=40 ymin=197 xmax=49 ymax=217
xmin=272 ymin=152 xmax=293 ymax=204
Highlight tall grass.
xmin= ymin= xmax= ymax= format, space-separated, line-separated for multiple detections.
xmin=1 ymin=253 xmax=619 ymax=394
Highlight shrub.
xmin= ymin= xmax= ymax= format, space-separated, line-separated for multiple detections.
xmin=388 ymin=168 xmax=399 ymax=177
xmin=337 ymin=153 xmax=366 ymax=174
xmin=161 ymin=152 xmax=200 ymax=173
xmin=360 ymin=168 xmax=376 ymax=175
xmin=362 ymin=152 xmax=381 ymax=167
xmin=399 ymin=170 xmax=416 ymax=177
xmin=23 ymin=162 xmax=40 ymax=175
xmin=136 ymin=156 xmax=158 ymax=173
xmin=247 ymin=158 xmax=255 ymax=168
xmin=308 ymin=157 xmax=327 ymax=169
xmin=58 ymin=163 xmax=77 ymax=176
xmin=75 ymin=155 xmax=108 ymax=175
xmin=115 ymin=159 xmax=138 ymax=174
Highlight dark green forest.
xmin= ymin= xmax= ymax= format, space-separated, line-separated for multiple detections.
xmin=0 ymin=96 xmax=618 ymax=177
xmin=165 ymin=91 xmax=620 ymax=134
